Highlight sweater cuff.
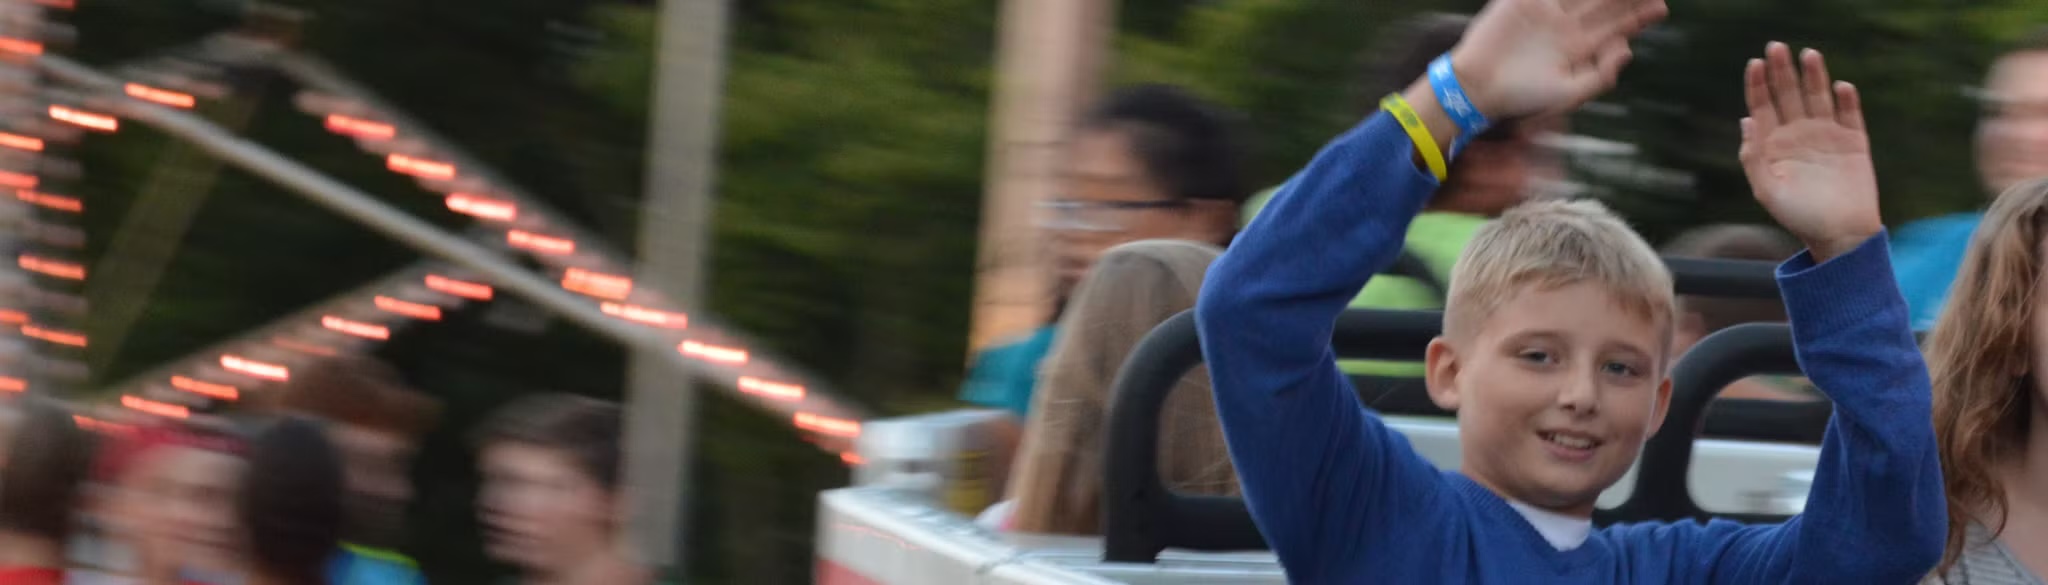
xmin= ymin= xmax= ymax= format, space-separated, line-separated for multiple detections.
xmin=1775 ymin=230 xmax=1904 ymax=332
xmin=1362 ymin=109 xmax=1447 ymax=190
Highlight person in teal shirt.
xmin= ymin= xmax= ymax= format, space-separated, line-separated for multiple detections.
xmin=962 ymin=85 xmax=1251 ymax=416
xmin=1239 ymin=12 xmax=1566 ymax=378
xmin=329 ymin=544 xmax=427 ymax=585
xmin=958 ymin=326 xmax=1058 ymax=416
xmin=259 ymin=357 xmax=439 ymax=585
xmin=1890 ymin=29 xmax=2048 ymax=331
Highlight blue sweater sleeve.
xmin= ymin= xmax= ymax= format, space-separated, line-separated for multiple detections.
xmin=1679 ymin=233 xmax=1945 ymax=584
xmin=1195 ymin=111 xmax=1448 ymax=582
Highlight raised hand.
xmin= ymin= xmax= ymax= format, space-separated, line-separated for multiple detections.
xmin=1451 ymin=0 xmax=1669 ymax=120
xmin=1738 ymin=43 xmax=1882 ymax=261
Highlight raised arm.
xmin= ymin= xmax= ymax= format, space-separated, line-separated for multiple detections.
xmin=1194 ymin=0 xmax=1665 ymax=579
xmin=1703 ymin=43 xmax=1945 ymax=584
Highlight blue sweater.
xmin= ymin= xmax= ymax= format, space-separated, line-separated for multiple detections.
xmin=1196 ymin=112 xmax=1946 ymax=584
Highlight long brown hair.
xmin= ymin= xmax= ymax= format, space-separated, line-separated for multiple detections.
xmin=1928 ymin=177 xmax=2048 ymax=572
xmin=1004 ymin=239 xmax=1239 ymax=535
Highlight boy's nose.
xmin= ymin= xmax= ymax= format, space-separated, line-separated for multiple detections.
xmin=1557 ymin=373 xmax=1600 ymax=415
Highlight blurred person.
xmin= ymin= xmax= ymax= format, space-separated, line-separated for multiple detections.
xmin=959 ymin=84 xmax=1249 ymax=418
xmin=1239 ymin=12 xmax=1567 ymax=378
xmin=238 ymin=417 xmax=345 ymax=585
xmin=1661 ymin=224 xmax=1813 ymax=401
xmin=73 ymin=424 xmax=249 ymax=585
xmin=474 ymin=394 xmax=651 ymax=585
xmin=1894 ymin=28 xmax=2048 ymax=331
xmin=256 ymin=357 xmax=439 ymax=585
xmin=0 ymin=399 xmax=95 ymax=585
xmin=1926 ymin=178 xmax=2048 ymax=582
xmin=981 ymin=240 xmax=1237 ymax=534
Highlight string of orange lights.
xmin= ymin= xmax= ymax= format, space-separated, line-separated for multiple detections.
xmin=46 ymin=44 xmax=870 ymax=460
xmin=0 ymin=0 xmax=90 ymax=401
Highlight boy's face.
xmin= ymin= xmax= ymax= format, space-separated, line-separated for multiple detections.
xmin=1425 ymin=282 xmax=1672 ymax=515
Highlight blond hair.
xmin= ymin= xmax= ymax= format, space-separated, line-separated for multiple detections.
xmin=1928 ymin=178 xmax=2048 ymax=574
xmin=1444 ymin=199 xmax=1675 ymax=345
xmin=1005 ymin=239 xmax=1238 ymax=535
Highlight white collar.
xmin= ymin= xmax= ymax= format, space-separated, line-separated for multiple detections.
xmin=1505 ymin=500 xmax=1592 ymax=551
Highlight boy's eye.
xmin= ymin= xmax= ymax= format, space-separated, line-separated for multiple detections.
xmin=1602 ymin=361 xmax=1642 ymax=378
xmin=1518 ymin=350 xmax=1556 ymax=364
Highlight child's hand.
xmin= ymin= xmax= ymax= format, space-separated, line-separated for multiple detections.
xmin=1450 ymin=0 xmax=1668 ymax=120
xmin=1739 ymin=43 xmax=1882 ymax=262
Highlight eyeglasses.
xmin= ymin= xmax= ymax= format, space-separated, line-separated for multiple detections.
xmin=1037 ymin=199 xmax=1189 ymax=232
xmin=1981 ymin=96 xmax=2048 ymax=123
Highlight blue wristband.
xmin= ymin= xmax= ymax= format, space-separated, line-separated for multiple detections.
xmin=1427 ymin=54 xmax=1491 ymax=152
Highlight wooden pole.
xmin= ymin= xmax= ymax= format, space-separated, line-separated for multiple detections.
xmin=967 ymin=0 xmax=1115 ymax=356
xmin=620 ymin=0 xmax=730 ymax=576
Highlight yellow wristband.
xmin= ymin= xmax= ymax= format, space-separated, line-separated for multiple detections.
xmin=1380 ymin=94 xmax=1448 ymax=182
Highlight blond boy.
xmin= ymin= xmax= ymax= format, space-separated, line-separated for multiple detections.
xmin=1197 ymin=0 xmax=1945 ymax=581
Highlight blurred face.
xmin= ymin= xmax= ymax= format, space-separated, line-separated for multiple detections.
xmin=333 ymin=424 xmax=416 ymax=545
xmin=112 ymin=446 xmax=248 ymax=573
xmin=478 ymin=443 xmax=614 ymax=573
xmin=1425 ymin=282 xmax=1672 ymax=515
xmin=1438 ymin=115 xmax=1567 ymax=216
xmin=1046 ymin=128 xmax=1232 ymax=294
xmin=1979 ymin=50 xmax=2048 ymax=197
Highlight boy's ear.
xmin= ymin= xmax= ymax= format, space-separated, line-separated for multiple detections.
xmin=1645 ymin=375 xmax=1674 ymax=436
xmin=1424 ymin=337 xmax=1462 ymax=411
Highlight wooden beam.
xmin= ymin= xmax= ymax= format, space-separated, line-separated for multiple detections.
xmin=967 ymin=0 xmax=1116 ymax=355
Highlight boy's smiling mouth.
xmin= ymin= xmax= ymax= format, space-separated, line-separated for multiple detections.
xmin=1538 ymin=430 xmax=1604 ymax=460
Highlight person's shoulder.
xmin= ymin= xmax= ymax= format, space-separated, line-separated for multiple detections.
xmin=960 ymin=326 xmax=1057 ymax=411
xmin=1929 ymin=521 xmax=2048 ymax=585
xmin=1893 ymin=211 xmax=1985 ymax=244
xmin=965 ymin=326 xmax=1057 ymax=374
xmin=340 ymin=544 xmax=421 ymax=567
xmin=985 ymin=326 xmax=1058 ymax=355
xmin=332 ymin=545 xmax=428 ymax=585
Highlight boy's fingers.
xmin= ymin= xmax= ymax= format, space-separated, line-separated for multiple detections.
xmin=1565 ymin=0 xmax=1623 ymax=23
xmin=1743 ymin=59 xmax=1779 ymax=130
xmin=1569 ymin=42 xmax=1634 ymax=103
xmin=1835 ymin=81 xmax=1865 ymax=131
xmin=1766 ymin=42 xmax=1805 ymax=120
xmin=1799 ymin=49 xmax=1835 ymax=120
xmin=1557 ymin=1 xmax=1607 ymax=60
xmin=1633 ymin=0 xmax=1670 ymax=31
xmin=1575 ymin=0 xmax=1631 ymax=39
xmin=1737 ymin=117 xmax=1756 ymax=163
xmin=1574 ymin=0 xmax=1661 ymax=59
